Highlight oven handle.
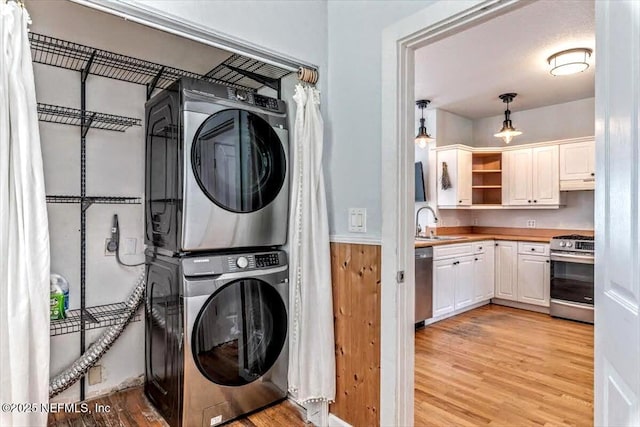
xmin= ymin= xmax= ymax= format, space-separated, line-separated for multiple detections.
xmin=550 ymin=253 xmax=595 ymax=265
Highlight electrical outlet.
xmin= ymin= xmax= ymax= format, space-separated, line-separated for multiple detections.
xmin=526 ymin=220 xmax=536 ymax=228
xmin=123 ymin=238 xmax=137 ymax=255
xmin=104 ymin=238 xmax=116 ymax=256
xmin=473 ymin=218 xmax=479 ymax=226
xmin=88 ymin=365 xmax=103 ymax=385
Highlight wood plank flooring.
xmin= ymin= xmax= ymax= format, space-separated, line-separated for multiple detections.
xmin=47 ymin=387 xmax=307 ymax=427
xmin=415 ymin=304 xmax=594 ymax=427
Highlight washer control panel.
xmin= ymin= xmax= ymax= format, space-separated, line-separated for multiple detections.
xmin=255 ymin=253 xmax=281 ymax=268
xmin=225 ymin=251 xmax=285 ymax=272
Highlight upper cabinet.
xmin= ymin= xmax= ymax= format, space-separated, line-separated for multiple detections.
xmin=559 ymin=139 xmax=595 ymax=191
xmin=503 ymin=145 xmax=559 ymax=206
xmin=437 ymin=148 xmax=472 ymax=208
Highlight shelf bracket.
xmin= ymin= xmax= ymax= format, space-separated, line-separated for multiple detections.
xmin=81 ymin=198 xmax=94 ymax=212
xmin=82 ymin=309 xmax=99 ymax=324
xmin=146 ymin=67 xmax=165 ymax=100
xmin=223 ymin=64 xmax=281 ymax=93
xmin=81 ymin=112 xmax=96 ymax=138
xmin=81 ymin=50 xmax=97 ymax=84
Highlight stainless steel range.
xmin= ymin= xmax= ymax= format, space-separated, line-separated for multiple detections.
xmin=549 ymin=234 xmax=594 ymax=324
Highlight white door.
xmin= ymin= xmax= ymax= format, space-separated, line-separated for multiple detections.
xmin=457 ymin=150 xmax=473 ymax=206
xmin=560 ymin=141 xmax=595 ymax=181
xmin=433 ymin=259 xmax=455 ymax=317
xmin=494 ymin=241 xmax=517 ymax=301
xmin=454 ymin=256 xmax=474 ymax=309
xmin=517 ymin=254 xmax=550 ymax=307
xmin=482 ymin=245 xmax=495 ymax=300
xmin=595 ymin=1 xmax=640 ymax=424
xmin=506 ymin=149 xmax=532 ymax=205
xmin=532 ymin=145 xmax=560 ymax=205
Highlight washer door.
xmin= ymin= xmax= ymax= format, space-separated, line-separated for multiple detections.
xmin=192 ymin=279 xmax=287 ymax=386
xmin=191 ymin=109 xmax=286 ymax=213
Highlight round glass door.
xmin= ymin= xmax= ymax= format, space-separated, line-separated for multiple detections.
xmin=192 ymin=279 xmax=287 ymax=386
xmin=191 ymin=109 xmax=286 ymax=213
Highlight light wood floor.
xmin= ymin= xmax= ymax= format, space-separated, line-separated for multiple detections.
xmin=415 ymin=304 xmax=594 ymax=427
xmin=47 ymin=386 xmax=307 ymax=427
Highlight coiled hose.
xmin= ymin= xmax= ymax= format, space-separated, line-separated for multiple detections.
xmin=49 ymin=270 xmax=146 ymax=397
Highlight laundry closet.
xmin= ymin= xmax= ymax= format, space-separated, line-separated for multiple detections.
xmin=24 ymin=1 xmax=316 ymax=425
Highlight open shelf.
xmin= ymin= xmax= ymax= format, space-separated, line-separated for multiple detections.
xmin=472 ymin=185 xmax=502 ymax=189
xmin=29 ymin=32 xmax=286 ymax=92
xmin=472 ymin=152 xmax=503 ymax=205
xmin=46 ymin=195 xmax=142 ymax=205
xmin=38 ymin=103 xmax=141 ymax=132
xmin=206 ymin=53 xmax=292 ymax=90
xmin=50 ymin=302 xmax=142 ymax=336
xmin=472 ymin=169 xmax=502 ymax=173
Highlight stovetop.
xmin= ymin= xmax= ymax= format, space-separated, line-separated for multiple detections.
xmin=552 ymin=234 xmax=594 ymax=241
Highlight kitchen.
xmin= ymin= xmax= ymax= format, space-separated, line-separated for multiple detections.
xmin=410 ymin=1 xmax=595 ymax=424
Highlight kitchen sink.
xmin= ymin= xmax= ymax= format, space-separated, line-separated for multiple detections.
xmin=415 ymin=235 xmax=468 ymax=241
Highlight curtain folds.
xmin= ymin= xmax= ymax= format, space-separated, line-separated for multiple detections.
xmin=288 ymin=84 xmax=335 ymax=404
xmin=0 ymin=3 xmax=51 ymax=426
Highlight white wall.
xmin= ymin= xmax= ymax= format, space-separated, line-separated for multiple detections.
xmin=435 ymin=109 xmax=473 ymax=146
xmin=327 ymin=0 xmax=435 ymax=241
xmin=472 ymin=97 xmax=595 ymax=147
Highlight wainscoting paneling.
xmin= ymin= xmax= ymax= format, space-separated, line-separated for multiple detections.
xmin=329 ymin=243 xmax=381 ymax=427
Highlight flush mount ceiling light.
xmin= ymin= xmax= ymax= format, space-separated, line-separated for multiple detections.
xmin=415 ymin=99 xmax=435 ymax=149
xmin=547 ymin=48 xmax=593 ymax=76
xmin=494 ymin=93 xmax=522 ymax=145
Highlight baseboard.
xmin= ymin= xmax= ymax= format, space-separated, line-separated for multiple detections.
xmin=328 ymin=413 xmax=353 ymax=427
xmin=491 ymin=298 xmax=550 ymax=314
xmin=421 ymin=299 xmax=490 ymax=326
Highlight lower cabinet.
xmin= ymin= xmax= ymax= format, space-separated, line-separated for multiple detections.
xmin=517 ymin=254 xmax=550 ymax=306
xmin=433 ymin=240 xmax=493 ymax=318
xmin=493 ymin=240 xmax=550 ymax=307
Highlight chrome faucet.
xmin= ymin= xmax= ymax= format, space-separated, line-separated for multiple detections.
xmin=416 ymin=205 xmax=438 ymax=237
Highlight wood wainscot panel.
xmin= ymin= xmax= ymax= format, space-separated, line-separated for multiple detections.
xmin=329 ymin=243 xmax=381 ymax=427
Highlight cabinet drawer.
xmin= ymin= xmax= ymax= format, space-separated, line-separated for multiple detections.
xmin=473 ymin=241 xmax=492 ymax=254
xmin=518 ymin=242 xmax=549 ymax=256
xmin=434 ymin=243 xmax=473 ymax=260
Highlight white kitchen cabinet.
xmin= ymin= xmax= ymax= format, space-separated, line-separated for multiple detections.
xmin=517 ymin=254 xmax=550 ymax=307
xmin=494 ymin=240 xmax=518 ymax=301
xmin=437 ymin=148 xmax=472 ymax=208
xmin=473 ymin=244 xmax=495 ymax=302
xmin=559 ymin=140 xmax=595 ymax=190
xmin=454 ymin=256 xmax=474 ymax=310
xmin=504 ymin=146 xmax=559 ymax=206
xmin=433 ymin=259 xmax=456 ymax=317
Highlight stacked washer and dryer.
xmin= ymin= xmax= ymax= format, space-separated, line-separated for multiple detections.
xmin=144 ymin=78 xmax=290 ymax=427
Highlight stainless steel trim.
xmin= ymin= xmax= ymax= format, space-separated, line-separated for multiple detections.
xmin=183 ymin=265 xmax=289 ymax=298
xmin=550 ymin=299 xmax=594 ymax=324
xmin=550 ymin=253 xmax=594 ymax=265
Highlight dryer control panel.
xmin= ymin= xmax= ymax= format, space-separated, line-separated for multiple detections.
xmin=183 ymin=250 xmax=287 ymax=277
xmin=226 ymin=87 xmax=285 ymax=112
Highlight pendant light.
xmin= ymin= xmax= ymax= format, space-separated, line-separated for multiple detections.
xmin=493 ymin=93 xmax=522 ymax=144
xmin=415 ymin=100 xmax=435 ymax=149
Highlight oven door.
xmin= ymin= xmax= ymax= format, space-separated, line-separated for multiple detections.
xmin=550 ymin=253 xmax=594 ymax=305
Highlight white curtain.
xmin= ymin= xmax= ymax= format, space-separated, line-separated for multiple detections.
xmin=288 ymin=84 xmax=335 ymax=405
xmin=0 ymin=3 xmax=51 ymax=426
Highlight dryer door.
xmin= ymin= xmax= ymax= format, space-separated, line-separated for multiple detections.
xmin=192 ymin=278 xmax=287 ymax=386
xmin=191 ymin=109 xmax=286 ymax=213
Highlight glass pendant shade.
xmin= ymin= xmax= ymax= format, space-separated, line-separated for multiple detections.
xmin=415 ymin=100 xmax=434 ymax=149
xmin=493 ymin=93 xmax=522 ymax=144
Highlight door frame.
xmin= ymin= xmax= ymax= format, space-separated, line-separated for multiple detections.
xmin=379 ymin=1 xmax=527 ymax=425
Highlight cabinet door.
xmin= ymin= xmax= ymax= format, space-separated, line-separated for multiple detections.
xmin=433 ymin=259 xmax=456 ymax=317
xmin=506 ymin=149 xmax=532 ymax=205
xmin=457 ymin=150 xmax=472 ymax=206
xmin=494 ymin=241 xmax=518 ymax=301
xmin=532 ymin=145 xmax=559 ymax=205
xmin=474 ymin=245 xmax=495 ymax=302
xmin=454 ymin=256 xmax=474 ymax=310
xmin=560 ymin=141 xmax=595 ymax=181
xmin=436 ymin=149 xmax=458 ymax=207
xmin=517 ymin=255 xmax=550 ymax=307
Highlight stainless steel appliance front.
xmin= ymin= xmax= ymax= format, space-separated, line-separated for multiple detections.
xmin=549 ymin=235 xmax=594 ymax=324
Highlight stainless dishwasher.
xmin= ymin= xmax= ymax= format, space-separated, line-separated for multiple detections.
xmin=415 ymin=247 xmax=433 ymax=323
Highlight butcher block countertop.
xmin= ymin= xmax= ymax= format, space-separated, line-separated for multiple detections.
xmin=414 ymin=226 xmax=594 ymax=248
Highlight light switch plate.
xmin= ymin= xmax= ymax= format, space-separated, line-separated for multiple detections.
xmin=348 ymin=208 xmax=367 ymax=233
xmin=123 ymin=238 xmax=137 ymax=255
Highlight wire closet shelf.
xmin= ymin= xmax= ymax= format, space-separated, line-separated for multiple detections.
xmin=28 ymin=32 xmax=273 ymax=92
xmin=37 ymin=103 xmax=141 ymax=132
xmin=50 ymin=302 xmax=142 ymax=336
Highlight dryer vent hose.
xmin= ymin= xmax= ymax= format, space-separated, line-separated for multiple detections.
xmin=49 ymin=271 xmax=146 ymax=398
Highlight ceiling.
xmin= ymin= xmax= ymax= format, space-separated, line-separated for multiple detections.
xmin=414 ymin=0 xmax=595 ymax=120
